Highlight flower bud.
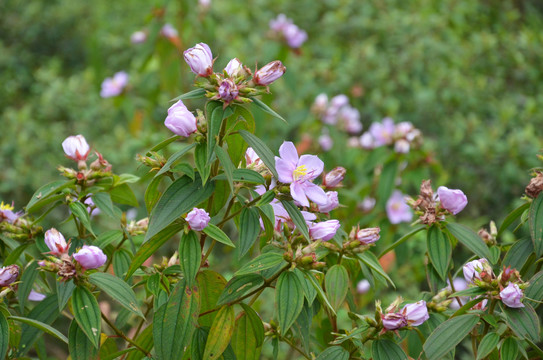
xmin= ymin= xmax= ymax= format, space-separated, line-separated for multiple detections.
xmin=186 ymin=208 xmax=210 ymax=231
xmin=402 ymin=300 xmax=429 ymax=326
xmin=73 ymin=245 xmax=107 ymax=269
xmin=164 ymin=100 xmax=198 ymax=137
xmin=44 ymin=228 xmax=69 ymax=255
xmin=245 ymin=147 xmax=261 ymax=167
xmin=356 ymin=279 xmax=370 ymax=294
xmin=218 ymin=79 xmax=239 ymax=103
xmin=382 ymin=313 xmax=408 ymax=331
xmin=183 ymin=43 xmax=213 ymax=76
xmin=463 ymin=258 xmax=492 ymax=284
xmin=318 ymin=191 xmax=339 ymax=213
xmin=323 ymin=167 xmax=346 ymax=188
xmin=0 ymin=265 xmax=19 ymax=286
xmin=500 ymin=283 xmax=524 ymax=308
xmin=437 ymin=186 xmax=468 ymax=215
xmin=62 ymin=135 xmax=90 ymax=161
xmin=100 ymin=71 xmax=129 ymax=98
xmin=254 ymin=61 xmax=286 ymax=86
xmin=309 ymin=220 xmax=340 ymax=241
xmin=350 ymin=226 xmax=380 ymax=245
xmin=525 ymin=172 xmax=543 ymax=198
xmin=225 ymin=58 xmax=243 ymax=77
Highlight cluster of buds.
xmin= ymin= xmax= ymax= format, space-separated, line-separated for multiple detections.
xmin=371 ymin=298 xmax=429 ymax=332
xmin=245 ymin=147 xmax=272 ymax=176
xmin=407 ymin=180 xmax=467 ymax=225
xmin=136 ymin=152 xmax=167 ymax=172
xmin=290 ymin=241 xmax=326 ymax=270
xmin=0 ymin=201 xmax=41 ymax=241
xmin=359 ymin=117 xmax=422 ymax=154
xmin=269 ymin=14 xmax=307 ymax=49
xmin=39 ymin=228 xmax=107 ymax=280
xmin=126 ymin=217 xmax=149 ymax=236
xmin=525 ymin=171 xmax=543 ymax=198
xmin=461 ymin=258 xmax=527 ymax=309
xmin=343 ymin=226 xmax=380 ymax=253
xmin=58 ymin=135 xmax=112 ymax=185
xmin=183 ymin=43 xmax=286 ymax=106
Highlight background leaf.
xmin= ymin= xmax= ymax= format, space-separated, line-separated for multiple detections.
xmin=276 ymin=271 xmax=304 ymax=334
xmin=72 ymin=286 xmax=101 ymax=348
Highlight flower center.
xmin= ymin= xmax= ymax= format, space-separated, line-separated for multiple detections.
xmin=0 ymin=202 xmax=13 ymax=211
xmin=293 ymin=165 xmax=308 ymax=181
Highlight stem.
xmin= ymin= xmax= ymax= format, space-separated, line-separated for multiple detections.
xmin=448 ymin=273 xmax=463 ymax=310
xmin=132 ymin=300 xmax=153 ymax=339
xmin=201 ymin=240 xmax=216 ymax=263
xmin=481 ymin=299 xmax=497 ymax=336
xmin=101 ymin=313 xmax=151 ymax=357
xmin=103 ymin=231 xmax=128 ymax=270
xmin=280 ymin=335 xmax=311 ymax=360
xmin=216 ymin=194 xmax=263 ymax=227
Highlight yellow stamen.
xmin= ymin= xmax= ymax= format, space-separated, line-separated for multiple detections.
xmin=0 ymin=202 xmax=14 ymax=211
xmin=293 ymin=165 xmax=308 ymax=180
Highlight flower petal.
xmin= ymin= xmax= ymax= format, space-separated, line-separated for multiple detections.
xmin=275 ymin=157 xmax=295 ymax=183
xmin=298 ymin=155 xmax=324 ymax=180
xmin=278 ymin=141 xmax=299 ymax=166
xmin=291 ymin=182 xmax=309 ymax=207
xmin=303 ymin=183 xmax=328 ymax=206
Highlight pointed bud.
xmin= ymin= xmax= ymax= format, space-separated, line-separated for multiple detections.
xmin=254 ymin=61 xmax=286 ymax=86
xmin=225 ymin=58 xmax=243 ymax=77
xmin=44 ymin=228 xmax=69 ymax=255
xmin=164 ymin=100 xmax=198 ymax=137
xmin=323 ymin=167 xmax=346 ymax=188
xmin=0 ymin=265 xmax=19 ymax=287
xmin=62 ymin=135 xmax=90 ymax=161
xmin=183 ymin=43 xmax=213 ymax=76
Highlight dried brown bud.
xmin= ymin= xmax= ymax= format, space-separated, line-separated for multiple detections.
xmin=526 ymin=172 xmax=543 ymax=198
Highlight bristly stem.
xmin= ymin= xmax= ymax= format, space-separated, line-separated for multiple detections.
xmin=101 ymin=313 xmax=151 ymax=357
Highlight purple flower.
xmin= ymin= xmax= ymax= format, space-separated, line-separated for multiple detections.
xmin=44 ymin=228 xmax=68 ymax=255
xmin=313 ymin=94 xmax=328 ymax=113
xmin=183 ymin=43 xmax=213 ymax=76
xmin=318 ymin=191 xmax=339 ymax=213
xmin=463 ymin=258 xmax=491 ymax=284
xmin=62 ymin=135 xmax=90 ymax=161
xmin=394 ymin=139 xmax=410 ymax=154
xmin=186 ymin=208 xmax=210 ymax=231
xmin=224 ymin=58 xmax=243 ymax=77
xmin=100 ymin=71 xmax=129 ymax=98
xmin=437 ymin=186 xmax=468 ymax=215
xmin=318 ymin=132 xmax=333 ymax=152
xmin=160 ymin=23 xmax=178 ymax=39
xmin=402 ymin=300 xmax=429 ymax=326
xmin=73 ymin=246 xmax=107 ymax=269
xmin=130 ymin=31 xmax=147 ymax=44
xmin=218 ymin=79 xmax=239 ymax=103
xmin=386 ymin=190 xmax=413 ymax=224
xmin=351 ymin=227 xmax=380 ymax=245
xmin=359 ymin=196 xmax=376 ymax=212
xmin=0 ymin=265 xmax=20 ymax=286
xmin=0 ymin=202 xmax=20 ymax=224
xmin=245 ymin=147 xmax=262 ymax=167
xmin=369 ymin=117 xmax=395 ymax=147
xmin=445 ymin=278 xmax=469 ymax=309
xmin=339 ymin=106 xmax=362 ymax=134
xmin=269 ymin=14 xmax=291 ymax=32
xmin=164 ymin=100 xmax=197 ymax=137
xmin=323 ymin=167 xmax=346 ymax=188
xmin=84 ymin=197 xmax=100 ymax=217
xmin=254 ymin=61 xmax=286 ymax=86
xmin=28 ymin=290 xmax=46 ymax=301
xmin=330 ymin=95 xmax=349 ymax=109
xmin=198 ymin=0 xmax=211 ymax=9
xmin=500 ymin=283 xmax=524 ymax=308
xmin=359 ymin=133 xmax=375 ymax=149
xmin=382 ymin=313 xmax=408 ymax=331
xmin=274 ymin=141 xmax=327 ymax=207
xmin=283 ymin=23 xmax=307 ymax=48
xmin=309 ymin=220 xmax=340 ymax=241
xmin=356 ymin=279 xmax=371 ymax=294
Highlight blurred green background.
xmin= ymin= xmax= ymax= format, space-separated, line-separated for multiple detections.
xmin=2 ymin=0 xmax=543 ymax=222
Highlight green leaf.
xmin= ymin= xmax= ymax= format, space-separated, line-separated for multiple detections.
xmin=146 ymin=136 xmax=181 ymax=155
xmin=225 ymin=106 xmax=254 ymax=166
xmin=203 ymin=224 xmax=235 ymax=248
xmin=126 ymin=325 xmax=154 ymax=360
xmin=423 ymin=314 xmax=480 ymax=360
xmin=238 ymin=207 xmax=261 ymax=258
xmin=0 ymin=310 xmax=9 ymax=360
xmin=18 ymin=294 xmax=60 ymax=356
xmin=153 ymin=280 xmax=200 ymax=360
xmin=57 ymin=279 xmax=75 ymax=311
xmin=499 ymin=202 xmax=530 ymax=236
xmin=145 ymin=176 xmax=163 ymax=213
xmin=145 ymin=174 xmax=214 ymax=242
xmin=217 ymin=274 xmax=264 ymax=306
xmin=325 ymin=265 xmax=349 ymax=311
xmin=231 ymin=304 xmax=264 ymax=360
xmin=88 ymin=272 xmax=144 ymax=319
xmin=235 ymin=252 xmax=286 ymax=276
xmin=10 ymin=316 xmax=68 ymax=344
xmin=376 ymin=160 xmax=397 ymax=207
xmin=69 ymin=201 xmax=95 ymax=236
xmin=19 ymin=262 xmax=40 ymax=313
xmin=476 ymin=332 xmax=500 ymax=360
xmin=500 ymin=337 xmax=518 ymax=360
xmin=257 ymin=190 xmax=276 ymax=205
xmin=203 ymin=306 xmax=235 ymax=360
xmin=95 ymin=230 xmax=124 ymax=248
xmin=113 ymin=249 xmax=132 ymax=278
xmin=302 ymin=270 xmax=336 ymax=315
xmin=26 ymin=180 xmax=75 ymax=213
xmin=214 ymin=168 xmax=266 ymax=185
xmin=72 ymin=286 xmax=101 ymax=348
xmin=276 ymin=271 xmax=304 ymax=334
xmin=110 ymin=183 xmax=139 ymax=207
xmin=502 ymin=303 xmax=540 ymax=342
xmin=156 ymin=143 xmax=196 ymax=177
xmin=179 ymin=230 xmax=201 ymax=288
xmin=195 ymin=142 xmax=211 ymax=185
xmin=92 ymin=192 xmax=119 ymax=220
xmin=525 ymin=271 xmax=543 ymax=307
xmin=356 ymin=251 xmax=395 ymax=288
xmin=126 ymin=222 xmax=183 ymax=279
xmin=215 ymin=145 xmax=235 ymax=192
xmin=378 ymin=226 xmax=426 ymax=259
xmin=450 ymin=286 xmax=487 ymax=298
xmin=207 ymin=101 xmax=225 ymax=162
xmin=170 ymin=88 xmax=206 ymax=101
xmin=4 ymin=242 xmax=31 ymax=266
xmin=529 ymin=192 xmax=543 ymax=256
xmin=447 ymin=223 xmax=491 ymax=261
xmin=251 ymin=97 xmax=287 ymax=123
xmin=503 ymin=238 xmax=534 ymax=270
xmin=280 ymin=200 xmax=310 ymax=241
xmin=294 ymin=268 xmax=317 ymax=304
xmin=427 ymin=225 xmax=451 ymax=281
xmin=239 ymin=130 xmax=278 ymax=178
xmin=372 ymin=339 xmax=408 ymax=360
xmin=197 ymin=270 xmax=227 ymax=327
xmin=315 ymin=346 xmax=349 ymax=360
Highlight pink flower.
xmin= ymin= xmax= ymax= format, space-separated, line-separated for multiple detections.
xmin=402 ymin=300 xmax=429 ymax=326
xmin=186 ymin=208 xmax=210 ymax=231
xmin=28 ymin=290 xmax=46 ymax=301
xmin=386 ymin=190 xmax=413 ymax=224
xmin=500 ymin=283 xmax=524 ymax=308
xmin=160 ymin=23 xmax=178 ymax=39
xmin=0 ymin=202 xmax=20 ymax=224
xmin=319 ymin=132 xmax=333 ymax=152
xmin=369 ymin=117 xmax=395 ymax=147
xmin=274 ymin=141 xmax=327 ymax=207
xmin=224 ymin=58 xmax=243 ymax=77
xmin=283 ymin=23 xmax=307 ymax=48
xmin=269 ymin=14 xmax=291 ymax=32
xmin=359 ymin=197 xmax=376 ymax=212
xmin=73 ymin=246 xmax=107 ymax=269
xmin=0 ymin=265 xmax=19 ymax=287
xmin=318 ymin=191 xmax=339 ymax=213
xmin=463 ymin=258 xmax=491 ymax=284
xmin=100 ymin=71 xmax=129 ymax=98
xmin=130 ymin=31 xmax=147 ymax=44
xmin=356 ymin=279 xmax=371 ymax=294
xmin=394 ymin=139 xmax=410 ymax=154
xmin=330 ymin=94 xmax=349 ymax=109
xmin=183 ymin=43 xmax=213 ymax=76
xmin=312 ymin=94 xmax=328 ymax=113
xmin=84 ymin=197 xmax=100 ymax=217
xmin=62 ymin=135 xmax=90 ymax=161
xmin=309 ymin=220 xmax=340 ymax=241
xmin=218 ymin=79 xmax=239 ymax=103
xmin=44 ymin=228 xmax=68 ymax=255
xmin=245 ymin=147 xmax=262 ymax=167
xmin=382 ymin=313 xmax=408 ymax=331
xmin=254 ymin=61 xmax=286 ymax=86
xmin=339 ymin=106 xmax=362 ymax=134
xmin=351 ymin=227 xmax=380 ymax=245
xmin=359 ymin=133 xmax=375 ymax=149
xmin=437 ymin=186 xmax=468 ymax=215
xmin=164 ymin=100 xmax=197 ymax=137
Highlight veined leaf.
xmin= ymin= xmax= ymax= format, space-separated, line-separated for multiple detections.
xmin=155 ymin=143 xmax=196 ymax=177
xmin=235 ymin=252 xmax=286 ymax=276
xmin=179 ymin=230 xmax=201 ymax=288
xmin=238 ymin=207 xmax=261 ymax=258
xmin=427 ymin=225 xmax=451 ymax=281
xmin=215 ymin=145 xmax=235 ymax=192
xmin=203 ymin=306 xmax=235 ymax=360
xmin=356 ymin=251 xmax=395 ymax=288
xmin=68 ymin=320 xmax=99 ymax=360
xmin=499 ymin=202 xmax=529 ymax=236
xmin=476 ymin=332 xmax=499 ymax=360
xmin=92 ymin=192 xmax=120 ymax=220
xmin=315 ymin=346 xmax=349 ymax=360
xmin=231 ymin=304 xmax=264 ymax=360
xmin=280 ymin=200 xmax=310 ymax=241
xmin=447 ymin=223 xmax=491 ymax=260
xmin=203 ymin=224 xmax=235 ymax=248
xmin=276 ymin=271 xmax=304 ymax=334
xmin=217 ymin=274 xmax=264 ymax=306
xmin=72 ymin=286 xmax=101 ymax=348
xmin=18 ymin=294 xmax=60 ymax=356
xmin=529 ymin=193 xmax=543 ymax=256
xmin=251 ymin=97 xmax=287 ymax=123
xmin=423 ymin=314 xmax=480 ymax=360
xmin=502 ymin=303 xmax=540 ymax=342
xmin=372 ymin=339 xmax=408 ymax=360
xmin=0 ymin=310 xmax=8 ymax=359
xmin=26 ymin=180 xmax=75 ymax=213
xmin=325 ymin=265 xmax=349 ymax=311
xmin=10 ymin=316 xmax=68 ymax=344
xmin=88 ymin=273 xmax=144 ymax=319
xmin=239 ymin=130 xmax=278 ymax=178
xmin=170 ymin=88 xmax=206 ymax=101
xmin=69 ymin=201 xmax=95 ymax=236
xmin=198 ymin=270 xmax=227 ymax=327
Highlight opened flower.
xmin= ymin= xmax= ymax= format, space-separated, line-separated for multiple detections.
xmin=275 ymin=141 xmax=327 ymax=207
